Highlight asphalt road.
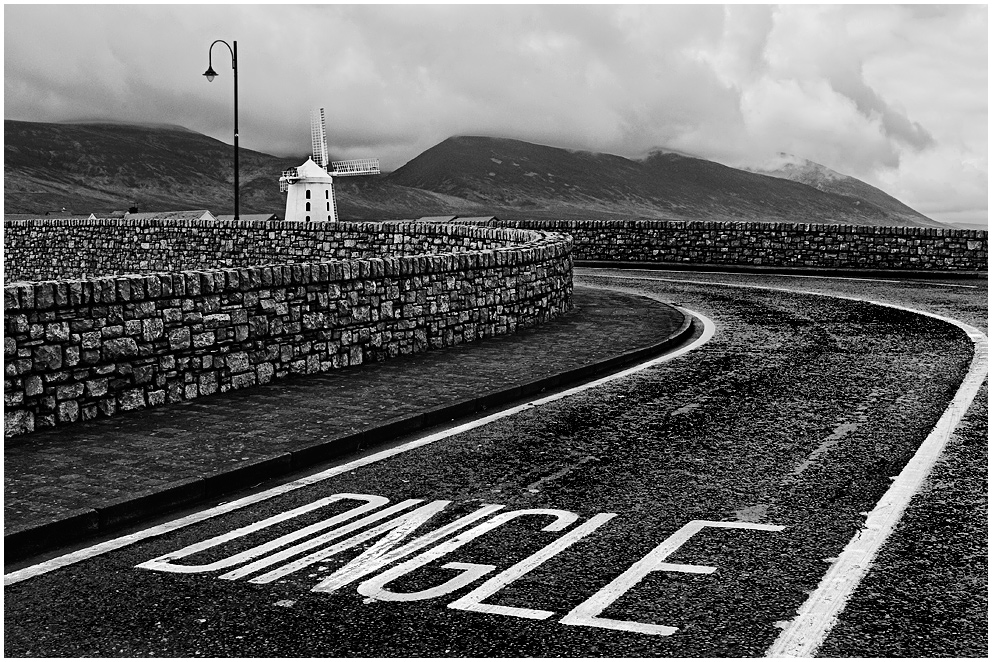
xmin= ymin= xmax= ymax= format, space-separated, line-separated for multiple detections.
xmin=4 ymin=269 xmax=987 ymax=657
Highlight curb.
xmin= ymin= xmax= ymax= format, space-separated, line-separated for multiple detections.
xmin=575 ymin=260 xmax=987 ymax=280
xmin=5 ymin=307 xmax=696 ymax=564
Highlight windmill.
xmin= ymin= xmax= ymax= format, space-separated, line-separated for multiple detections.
xmin=279 ymin=108 xmax=380 ymax=222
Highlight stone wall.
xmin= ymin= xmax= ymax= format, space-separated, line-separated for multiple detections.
xmin=3 ymin=220 xmax=573 ymax=438
xmin=455 ymin=220 xmax=988 ymax=272
xmin=4 ymin=218 xmax=534 ymax=282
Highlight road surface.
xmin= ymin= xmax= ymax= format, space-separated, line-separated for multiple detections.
xmin=4 ymin=269 xmax=987 ymax=657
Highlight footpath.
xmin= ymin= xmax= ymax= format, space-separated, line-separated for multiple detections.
xmin=5 ymin=285 xmax=691 ymax=562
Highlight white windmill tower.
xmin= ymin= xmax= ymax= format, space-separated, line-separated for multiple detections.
xmin=279 ymin=108 xmax=380 ymax=222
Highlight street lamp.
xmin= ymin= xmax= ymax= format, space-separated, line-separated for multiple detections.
xmin=203 ymin=39 xmax=239 ymax=220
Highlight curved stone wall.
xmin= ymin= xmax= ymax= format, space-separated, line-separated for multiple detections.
xmin=3 ymin=220 xmax=573 ymax=438
xmin=4 ymin=218 xmax=548 ymax=282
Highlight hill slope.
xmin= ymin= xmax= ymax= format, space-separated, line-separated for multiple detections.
xmin=745 ymin=154 xmax=935 ymax=226
xmin=4 ymin=120 xmax=299 ymax=215
xmin=4 ymin=121 xmax=942 ymax=226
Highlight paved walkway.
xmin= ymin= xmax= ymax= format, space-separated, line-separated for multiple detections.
xmin=5 ymin=286 xmax=689 ymax=558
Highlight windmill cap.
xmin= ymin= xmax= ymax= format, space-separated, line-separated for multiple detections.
xmin=295 ymin=158 xmax=334 ymax=181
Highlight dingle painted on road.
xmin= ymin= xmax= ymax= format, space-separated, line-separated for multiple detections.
xmin=138 ymin=491 xmax=784 ymax=637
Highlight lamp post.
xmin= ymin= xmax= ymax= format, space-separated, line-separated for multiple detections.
xmin=203 ymin=39 xmax=239 ymax=220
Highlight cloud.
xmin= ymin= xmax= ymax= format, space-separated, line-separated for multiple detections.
xmin=3 ymin=4 xmax=986 ymax=224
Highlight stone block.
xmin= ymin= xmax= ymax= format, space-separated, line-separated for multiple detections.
xmin=57 ymin=400 xmax=80 ymax=423
xmin=56 ymin=383 xmax=85 ymax=400
xmin=34 ymin=345 xmax=63 ymax=370
xmin=231 ymin=372 xmax=256 ymax=389
xmin=24 ymin=374 xmax=44 ymax=396
xmin=146 ymin=276 xmax=162 ymax=299
xmin=35 ymin=283 xmax=55 ymax=309
xmin=98 ymin=398 xmax=117 ymax=417
xmin=81 ymin=331 xmax=102 ymax=349
xmin=249 ymin=316 xmax=269 ymax=336
xmin=9 ymin=314 xmax=29 ymax=333
xmin=226 ymin=352 xmax=250 ymax=373
xmin=131 ymin=301 xmax=156 ymax=319
xmin=85 ymin=378 xmax=109 ymax=397
xmin=117 ymin=279 xmax=133 ymax=301
xmin=102 ymin=337 xmax=139 ymax=361
xmin=5 ymin=389 xmax=24 ymax=407
xmin=256 ymin=362 xmax=274 ymax=384
xmin=45 ymin=322 xmax=70 ymax=342
xmin=203 ymin=313 xmax=231 ymax=328
xmin=142 ymin=318 xmax=164 ymax=341
xmin=134 ymin=365 xmax=154 ymax=384
xmin=119 ymin=388 xmax=146 ymax=411
xmin=168 ymin=327 xmax=191 ymax=350
xmin=5 ymin=409 xmax=34 ymax=435
xmin=193 ymin=332 xmax=216 ymax=349
xmin=77 ymin=348 xmax=100 ymax=365
xmin=198 ymin=372 xmax=218 ymax=395
xmin=64 ymin=345 xmax=81 ymax=366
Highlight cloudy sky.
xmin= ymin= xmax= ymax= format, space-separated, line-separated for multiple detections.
xmin=4 ymin=3 xmax=987 ymax=226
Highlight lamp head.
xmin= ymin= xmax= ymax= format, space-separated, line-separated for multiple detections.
xmin=202 ymin=65 xmax=217 ymax=82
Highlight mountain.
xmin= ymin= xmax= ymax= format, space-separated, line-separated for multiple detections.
xmin=745 ymin=154 xmax=936 ymax=227
xmin=4 ymin=120 xmax=944 ymax=227
xmin=388 ymin=137 xmax=943 ymax=226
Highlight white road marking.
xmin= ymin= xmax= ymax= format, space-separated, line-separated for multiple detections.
xmin=579 ymin=266 xmax=981 ymax=289
xmin=361 ymin=561 xmax=497 ymax=603
xmin=580 ymin=271 xmax=989 ymax=654
xmin=447 ymin=512 xmax=618 ymax=620
xmin=558 ymin=520 xmax=785 ymax=636
xmin=4 ymin=303 xmax=716 ymax=586
xmin=353 ymin=508 xmax=579 ymax=602
xmin=765 ymin=322 xmax=988 ymax=657
xmin=135 ymin=493 xmax=393 ymax=574
xmin=249 ymin=501 xmax=504 ymax=585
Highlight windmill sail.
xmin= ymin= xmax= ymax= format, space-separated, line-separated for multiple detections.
xmin=331 ymin=158 xmax=380 ymax=176
xmin=310 ymin=108 xmax=328 ymax=168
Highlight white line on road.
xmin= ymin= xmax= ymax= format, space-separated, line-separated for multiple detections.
xmin=579 ymin=271 xmax=989 ymax=657
xmin=579 ymin=266 xmax=981 ymax=289
xmin=766 ymin=314 xmax=988 ymax=657
xmin=4 ymin=302 xmax=716 ymax=586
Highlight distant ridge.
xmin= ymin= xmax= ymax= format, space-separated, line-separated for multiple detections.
xmin=745 ymin=154 xmax=936 ymax=227
xmin=4 ymin=120 xmax=945 ymax=227
xmin=58 ymin=119 xmax=197 ymax=133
